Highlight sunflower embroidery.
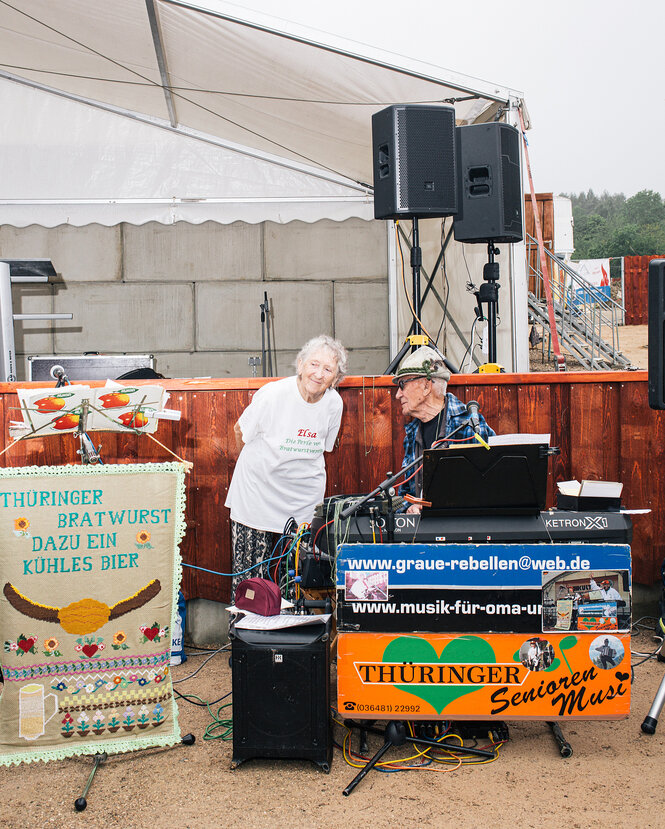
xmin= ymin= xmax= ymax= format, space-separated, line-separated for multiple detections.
xmin=135 ymin=530 xmax=153 ymax=549
xmin=112 ymin=630 xmax=129 ymax=651
xmin=43 ymin=636 xmax=62 ymax=657
xmin=13 ymin=517 xmax=30 ymax=538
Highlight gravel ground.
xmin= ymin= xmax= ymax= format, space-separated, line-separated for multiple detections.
xmin=2 ymin=625 xmax=665 ymax=829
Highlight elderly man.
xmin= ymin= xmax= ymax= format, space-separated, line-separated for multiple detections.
xmin=393 ymin=346 xmax=495 ymax=511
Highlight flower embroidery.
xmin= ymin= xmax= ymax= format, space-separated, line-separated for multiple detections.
xmin=61 ymin=713 xmax=75 ymax=736
xmin=74 ymin=635 xmax=105 ymax=657
xmin=135 ymin=531 xmax=153 ymax=549
xmin=77 ymin=712 xmax=90 ymax=734
xmin=13 ymin=517 xmax=30 ymax=538
xmin=140 ymin=622 xmax=167 ymax=644
xmin=112 ymin=630 xmax=129 ymax=651
xmin=43 ymin=636 xmax=62 ymax=657
xmin=4 ymin=634 xmax=37 ymax=656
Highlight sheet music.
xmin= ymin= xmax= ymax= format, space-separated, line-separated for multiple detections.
xmin=488 ymin=433 xmax=550 ymax=445
xmin=232 ymin=612 xmax=331 ymax=630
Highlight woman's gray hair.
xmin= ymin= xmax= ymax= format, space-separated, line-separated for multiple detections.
xmin=296 ymin=335 xmax=348 ymax=382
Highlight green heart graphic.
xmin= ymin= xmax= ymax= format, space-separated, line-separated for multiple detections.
xmin=383 ymin=636 xmax=496 ymax=715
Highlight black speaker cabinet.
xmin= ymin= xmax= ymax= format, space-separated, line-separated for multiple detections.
xmin=231 ymin=619 xmax=332 ymax=771
xmin=453 ymin=122 xmax=523 ymax=243
xmin=371 ymin=104 xmax=457 ymax=220
xmin=648 ymin=259 xmax=665 ymax=409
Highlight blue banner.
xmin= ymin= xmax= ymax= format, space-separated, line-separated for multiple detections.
xmin=337 ymin=543 xmax=631 ymax=589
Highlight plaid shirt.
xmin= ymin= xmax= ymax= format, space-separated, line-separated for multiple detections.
xmin=400 ymin=392 xmax=495 ymax=497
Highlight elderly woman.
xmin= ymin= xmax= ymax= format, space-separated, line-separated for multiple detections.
xmin=225 ymin=334 xmax=347 ymax=596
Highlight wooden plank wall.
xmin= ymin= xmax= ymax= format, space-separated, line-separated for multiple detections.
xmin=523 ymin=193 xmax=554 ymax=294
xmin=623 ymin=255 xmax=665 ymax=325
xmin=1 ymin=372 xmax=662 ymax=600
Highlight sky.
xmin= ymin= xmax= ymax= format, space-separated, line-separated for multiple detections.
xmin=228 ymin=0 xmax=665 ymax=199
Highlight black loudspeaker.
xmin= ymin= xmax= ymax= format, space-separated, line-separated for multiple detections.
xmin=231 ymin=620 xmax=332 ymax=771
xmin=648 ymin=259 xmax=665 ymax=409
xmin=453 ymin=122 xmax=523 ymax=243
xmin=371 ymin=104 xmax=457 ymax=220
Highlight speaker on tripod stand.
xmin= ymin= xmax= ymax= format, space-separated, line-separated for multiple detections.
xmin=371 ymin=104 xmax=458 ymax=221
xmin=453 ymin=122 xmax=523 ymax=244
xmin=372 ymin=105 xmax=458 ymax=362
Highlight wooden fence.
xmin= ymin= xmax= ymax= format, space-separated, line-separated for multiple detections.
xmin=1 ymin=371 xmax=663 ymax=600
xmin=624 ymin=254 xmax=665 ymax=325
xmin=523 ymin=192 xmax=555 ymax=294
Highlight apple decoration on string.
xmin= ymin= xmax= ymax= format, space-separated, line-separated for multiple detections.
xmin=52 ymin=413 xmax=80 ymax=430
xmin=118 ymin=411 xmax=149 ymax=429
xmin=99 ymin=392 xmax=131 ymax=409
xmin=34 ymin=396 xmax=67 ymax=412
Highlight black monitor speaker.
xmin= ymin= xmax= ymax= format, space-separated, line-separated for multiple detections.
xmin=371 ymin=105 xmax=457 ymax=220
xmin=648 ymin=259 xmax=665 ymax=409
xmin=453 ymin=122 xmax=523 ymax=243
xmin=231 ymin=622 xmax=332 ymax=771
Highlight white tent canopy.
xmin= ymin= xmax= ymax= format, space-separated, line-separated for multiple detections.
xmin=0 ymin=79 xmax=374 ymax=226
xmin=0 ymin=0 xmax=525 ymax=226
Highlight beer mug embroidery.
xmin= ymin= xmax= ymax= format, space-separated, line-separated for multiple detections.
xmin=18 ymin=684 xmax=58 ymax=741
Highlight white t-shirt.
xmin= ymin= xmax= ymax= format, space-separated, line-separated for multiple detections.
xmin=225 ymin=376 xmax=343 ymax=533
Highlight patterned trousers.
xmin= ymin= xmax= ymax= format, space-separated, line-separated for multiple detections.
xmin=230 ymin=520 xmax=276 ymax=600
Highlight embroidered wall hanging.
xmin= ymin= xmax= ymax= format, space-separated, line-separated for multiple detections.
xmin=0 ymin=462 xmax=186 ymax=765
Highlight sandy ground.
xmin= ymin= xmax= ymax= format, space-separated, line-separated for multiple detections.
xmin=529 ymin=324 xmax=648 ymax=371
xmin=611 ymin=323 xmax=649 ymax=369
xmin=2 ymin=624 xmax=665 ymax=829
xmin=0 ymin=323 xmax=656 ymax=828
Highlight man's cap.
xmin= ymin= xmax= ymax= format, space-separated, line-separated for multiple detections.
xmin=392 ymin=346 xmax=451 ymax=384
xmin=601 ymin=579 xmax=611 ymax=585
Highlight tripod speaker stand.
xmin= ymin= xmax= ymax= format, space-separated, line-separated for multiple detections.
xmin=384 ymin=217 xmax=459 ymax=376
xmin=472 ymin=241 xmax=502 ymax=369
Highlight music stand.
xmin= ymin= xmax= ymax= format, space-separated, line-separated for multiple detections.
xmin=422 ymin=441 xmax=550 ymax=517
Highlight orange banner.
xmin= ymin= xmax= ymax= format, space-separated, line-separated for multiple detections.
xmin=337 ymin=631 xmax=630 ymax=721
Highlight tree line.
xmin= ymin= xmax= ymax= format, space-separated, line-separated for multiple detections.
xmin=563 ymin=189 xmax=665 ymax=259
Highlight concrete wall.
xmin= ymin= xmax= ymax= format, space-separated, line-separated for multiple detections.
xmin=0 ymin=218 xmax=389 ymax=380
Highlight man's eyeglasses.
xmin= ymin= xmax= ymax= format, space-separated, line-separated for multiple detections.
xmin=396 ymin=377 xmax=422 ymax=391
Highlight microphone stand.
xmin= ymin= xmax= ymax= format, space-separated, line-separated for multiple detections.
xmin=339 ymin=458 xmax=420 ymax=520
xmin=473 ymin=240 xmax=500 ymax=365
xmin=259 ymin=292 xmax=275 ymax=377
xmin=339 ymin=420 xmax=478 ymax=521
xmin=260 ymin=295 xmax=268 ymax=377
